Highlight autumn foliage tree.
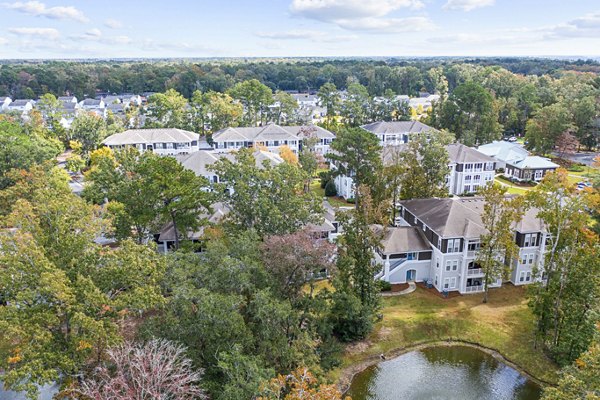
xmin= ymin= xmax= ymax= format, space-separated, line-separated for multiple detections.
xmin=555 ymin=130 xmax=580 ymax=158
xmin=0 ymin=168 xmax=165 ymax=398
xmin=257 ymin=368 xmax=350 ymax=400
xmin=262 ymin=229 xmax=336 ymax=302
xmin=75 ymin=339 xmax=205 ymax=400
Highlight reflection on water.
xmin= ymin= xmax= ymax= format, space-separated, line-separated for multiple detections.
xmin=347 ymin=345 xmax=541 ymax=400
xmin=0 ymin=381 xmax=59 ymax=400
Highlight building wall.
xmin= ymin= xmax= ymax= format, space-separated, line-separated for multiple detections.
xmin=381 ymin=211 xmax=549 ymax=295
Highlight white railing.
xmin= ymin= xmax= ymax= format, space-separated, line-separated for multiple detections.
xmin=467 ymin=250 xmax=478 ymax=258
xmin=467 ymin=268 xmax=483 ymax=276
xmin=465 ymin=285 xmax=484 ymax=293
xmin=389 ymin=259 xmax=408 ymax=271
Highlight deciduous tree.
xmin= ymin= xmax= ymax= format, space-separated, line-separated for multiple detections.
xmin=476 ymin=183 xmax=525 ymax=303
xmin=76 ymin=339 xmax=205 ymax=400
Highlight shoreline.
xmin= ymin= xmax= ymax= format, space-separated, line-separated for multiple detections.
xmin=337 ymin=339 xmax=554 ymax=394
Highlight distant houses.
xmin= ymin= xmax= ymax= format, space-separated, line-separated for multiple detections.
xmin=477 ymin=141 xmax=559 ymax=182
xmin=5 ymin=99 xmax=35 ymax=115
xmin=0 ymin=97 xmax=11 ymax=110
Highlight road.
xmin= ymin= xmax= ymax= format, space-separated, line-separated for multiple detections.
xmin=553 ymin=151 xmax=599 ymax=166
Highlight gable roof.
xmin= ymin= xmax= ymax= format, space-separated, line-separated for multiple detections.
xmin=176 ymin=149 xmax=283 ymax=176
xmin=401 ymin=197 xmax=545 ymax=238
xmin=212 ymin=123 xmax=335 ymax=142
xmin=446 ymin=143 xmax=495 ymax=164
xmin=477 ymin=141 xmax=529 ymax=164
xmin=102 ymin=128 xmax=199 ymax=146
xmin=8 ymin=99 xmax=34 ymax=107
xmin=513 ymin=156 xmax=559 ymax=170
xmin=361 ymin=120 xmax=436 ymax=135
xmin=373 ymin=225 xmax=432 ymax=254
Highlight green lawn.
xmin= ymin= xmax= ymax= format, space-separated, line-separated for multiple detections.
xmin=310 ymin=179 xmax=353 ymax=208
xmin=494 ymin=177 xmax=531 ymax=195
xmin=331 ymin=284 xmax=559 ymax=386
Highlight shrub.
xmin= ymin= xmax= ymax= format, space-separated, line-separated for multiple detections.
xmin=324 ymin=179 xmax=337 ymax=197
xmin=318 ymin=170 xmax=332 ymax=189
xmin=569 ymin=164 xmax=584 ymax=172
xmin=329 ymin=291 xmax=373 ymax=342
xmin=379 ymin=281 xmax=392 ymax=292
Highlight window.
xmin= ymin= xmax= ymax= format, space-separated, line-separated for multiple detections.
xmin=474 ymin=175 xmax=481 ymax=182
xmin=447 ymin=239 xmax=460 ymax=253
xmin=464 ymin=185 xmax=471 ymax=193
xmin=524 ymin=233 xmax=537 ymax=247
xmin=526 ymin=271 xmax=532 ymax=282
xmin=520 ymin=255 xmax=526 ymax=265
xmin=446 ymin=261 xmax=451 ymax=271
xmin=452 ymin=260 xmax=458 ymax=271
xmin=528 ymin=254 xmax=535 ymax=264
xmin=485 ymin=162 xmax=494 ymax=171
xmin=435 ymin=275 xmax=438 ymax=286
xmin=519 ymin=271 xmax=525 ymax=282
xmin=443 ymin=278 xmax=450 ymax=289
xmin=465 ymin=175 xmax=472 ymax=182
xmin=449 ymin=277 xmax=457 ymax=289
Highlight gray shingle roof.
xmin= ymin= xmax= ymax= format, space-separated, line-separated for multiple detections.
xmin=176 ymin=149 xmax=283 ymax=176
xmin=212 ymin=123 xmax=335 ymax=142
xmin=8 ymin=99 xmax=34 ymax=107
xmin=361 ymin=120 xmax=436 ymax=135
xmin=401 ymin=197 xmax=544 ymax=238
xmin=373 ymin=225 xmax=432 ymax=254
xmin=447 ymin=143 xmax=495 ymax=164
xmin=102 ymin=128 xmax=199 ymax=146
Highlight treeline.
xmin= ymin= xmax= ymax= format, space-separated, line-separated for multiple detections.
xmin=1 ymin=57 xmax=599 ymax=99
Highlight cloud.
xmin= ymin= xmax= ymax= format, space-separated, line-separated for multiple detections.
xmin=0 ymin=37 xmax=8 ymax=45
xmin=3 ymin=1 xmax=88 ymax=22
xmin=290 ymin=0 xmax=424 ymax=21
xmin=443 ymin=0 xmax=495 ymax=11
xmin=8 ymin=27 xmax=60 ymax=39
xmin=255 ymin=29 xmax=359 ymax=43
xmin=256 ymin=30 xmax=325 ymax=40
xmin=104 ymin=18 xmax=123 ymax=29
xmin=70 ymin=29 xmax=132 ymax=45
xmin=289 ymin=0 xmax=433 ymax=33
xmin=85 ymin=28 xmax=102 ymax=38
xmin=337 ymin=16 xmax=436 ymax=32
xmin=543 ymin=12 xmax=600 ymax=39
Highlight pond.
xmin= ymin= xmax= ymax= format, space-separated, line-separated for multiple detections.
xmin=346 ymin=345 xmax=542 ymax=400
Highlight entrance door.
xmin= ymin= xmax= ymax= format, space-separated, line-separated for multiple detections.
xmin=406 ymin=269 xmax=416 ymax=281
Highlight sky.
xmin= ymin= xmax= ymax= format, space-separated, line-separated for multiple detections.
xmin=0 ymin=0 xmax=600 ymax=59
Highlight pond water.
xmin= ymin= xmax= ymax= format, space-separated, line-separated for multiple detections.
xmin=346 ymin=345 xmax=542 ymax=400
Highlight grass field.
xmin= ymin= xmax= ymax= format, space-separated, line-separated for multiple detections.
xmin=494 ymin=176 xmax=532 ymax=195
xmin=310 ymin=179 xmax=353 ymax=208
xmin=330 ymin=284 xmax=559 ymax=385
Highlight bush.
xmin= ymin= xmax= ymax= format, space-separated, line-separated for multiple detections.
xmin=569 ymin=164 xmax=585 ymax=172
xmin=329 ymin=291 xmax=374 ymax=342
xmin=324 ymin=179 xmax=337 ymax=197
xmin=379 ymin=281 xmax=392 ymax=292
xmin=318 ymin=170 xmax=332 ymax=189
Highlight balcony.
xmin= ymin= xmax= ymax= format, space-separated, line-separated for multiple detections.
xmin=467 ymin=268 xmax=483 ymax=276
xmin=466 ymin=250 xmax=478 ymax=258
xmin=465 ymin=285 xmax=484 ymax=293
